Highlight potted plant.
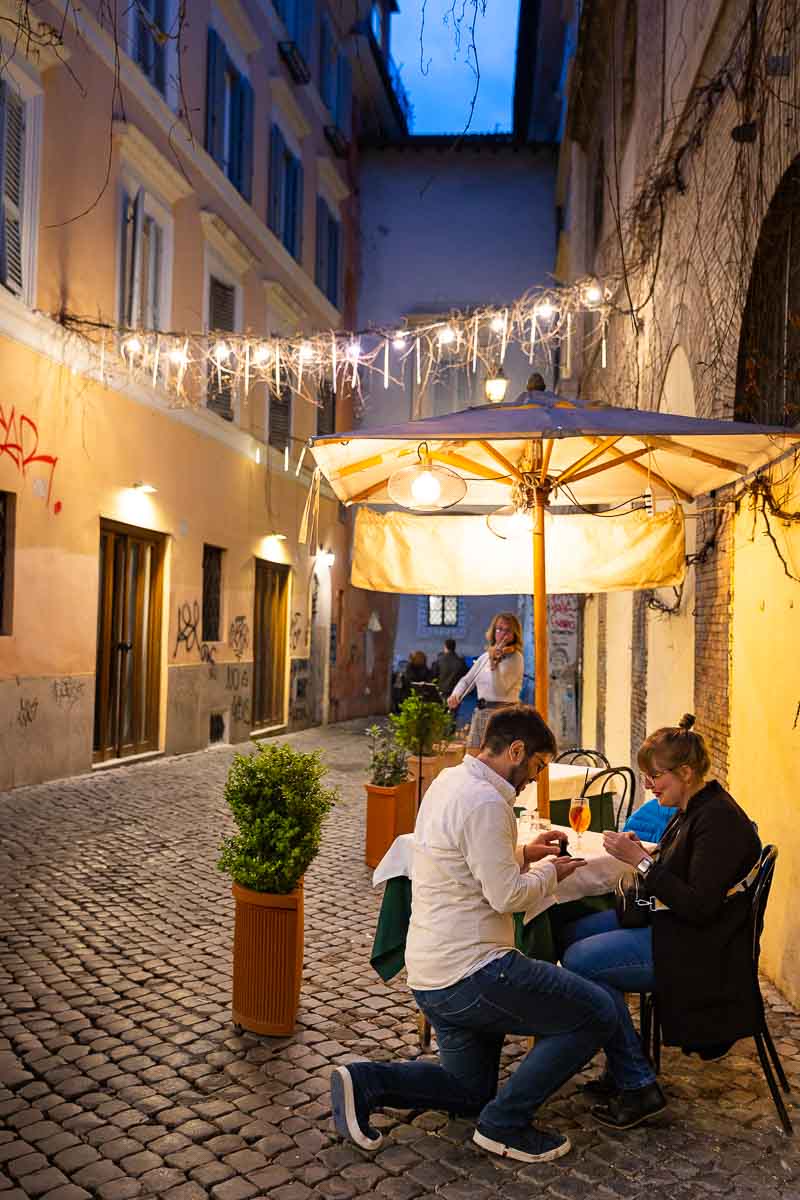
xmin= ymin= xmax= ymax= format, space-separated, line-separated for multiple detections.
xmin=364 ymin=724 xmax=415 ymax=868
xmin=390 ymin=689 xmax=454 ymax=804
xmin=217 ymin=742 xmax=336 ymax=1036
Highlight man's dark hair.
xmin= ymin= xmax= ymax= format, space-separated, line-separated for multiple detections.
xmin=444 ymin=638 xmax=456 ymax=652
xmin=482 ymin=704 xmax=556 ymax=757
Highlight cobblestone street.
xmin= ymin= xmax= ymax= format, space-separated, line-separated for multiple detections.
xmin=2 ymin=721 xmax=800 ymax=1200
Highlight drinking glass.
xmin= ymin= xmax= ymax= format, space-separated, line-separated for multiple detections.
xmin=568 ymin=796 xmax=591 ymax=849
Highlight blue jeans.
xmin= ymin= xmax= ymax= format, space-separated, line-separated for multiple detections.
xmin=348 ymin=950 xmax=618 ymax=1133
xmin=560 ymin=909 xmax=657 ymax=1091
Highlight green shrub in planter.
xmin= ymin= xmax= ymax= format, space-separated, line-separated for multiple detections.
xmin=365 ymin=724 xmax=408 ymax=787
xmin=217 ymin=742 xmax=336 ymax=894
xmin=390 ymin=690 xmax=454 ymax=758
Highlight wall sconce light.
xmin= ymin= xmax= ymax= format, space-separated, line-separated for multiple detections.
xmin=317 ymin=548 xmax=335 ymax=568
xmin=484 ymin=365 xmax=509 ymax=403
xmin=267 ymin=531 xmax=287 ymax=541
xmin=131 ymin=481 xmax=157 ymax=493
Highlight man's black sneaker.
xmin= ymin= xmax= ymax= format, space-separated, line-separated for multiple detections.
xmin=580 ymin=1069 xmax=618 ymax=1098
xmin=473 ymin=1123 xmax=571 ymax=1163
xmin=591 ymin=1081 xmax=667 ymax=1130
xmin=330 ymin=1065 xmax=383 ymax=1151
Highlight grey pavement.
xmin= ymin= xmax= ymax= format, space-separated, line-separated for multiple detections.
xmin=1 ymin=719 xmax=800 ymax=1200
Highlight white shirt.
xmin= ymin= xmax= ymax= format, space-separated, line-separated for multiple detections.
xmin=449 ymin=648 xmax=524 ymax=705
xmin=405 ymin=755 xmax=558 ymax=991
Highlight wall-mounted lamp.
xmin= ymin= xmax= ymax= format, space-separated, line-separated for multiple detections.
xmin=267 ymin=531 xmax=288 ymax=541
xmin=317 ymin=549 xmax=335 ymax=569
xmin=131 ymin=481 xmax=157 ymax=494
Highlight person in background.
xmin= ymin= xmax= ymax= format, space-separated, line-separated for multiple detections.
xmin=447 ymin=613 xmax=524 ymax=751
xmin=432 ymin=638 xmax=468 ymax=709
xmin=560 ymin=715 xmax=761 ymax=1131
xmin=330 ymin=705 xmax=618 ymax=1165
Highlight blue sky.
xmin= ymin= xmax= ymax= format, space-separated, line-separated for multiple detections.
xmin=391 ymin=1 xmax=520 ymax=135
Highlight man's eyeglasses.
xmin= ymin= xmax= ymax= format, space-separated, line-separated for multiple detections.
xmin=530 ymin=755 xmax=548 ymax=778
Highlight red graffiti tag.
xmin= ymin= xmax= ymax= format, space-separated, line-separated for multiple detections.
xmin=0 ymin=405 xmax=59 ymax=510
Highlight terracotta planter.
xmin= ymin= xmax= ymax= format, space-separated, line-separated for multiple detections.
xmin=407 ymin=753 xmax=447 ymax=802
xmin=441 ymin=742 xmax=466 ymax=769
xmin=365 ymin=778 xmax=417 ymax=868
xmin=231 ymin=881 xmax=303 ymax=1036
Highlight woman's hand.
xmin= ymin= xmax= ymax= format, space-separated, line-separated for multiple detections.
xmin=603 ymin=830 xmax=650 ymax=867
xmin=447 ymin=694 xmax=459 ymax=710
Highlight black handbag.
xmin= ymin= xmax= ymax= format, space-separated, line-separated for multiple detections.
xmin=615 ymin=871 xmax=655 ymax=928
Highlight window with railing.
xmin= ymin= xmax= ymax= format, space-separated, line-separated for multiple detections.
xmin=202 ymin=544 xmax=224 ymax=642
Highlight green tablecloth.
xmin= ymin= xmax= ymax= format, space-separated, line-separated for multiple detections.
xmin=370 ymin=876 xmax=615 ymax=982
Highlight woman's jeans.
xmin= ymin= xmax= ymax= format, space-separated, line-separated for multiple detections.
xmin=560 ymin=908 xmax=657 ymax=1091
xmin=348 ymin=950 xmax=618 ymax=1134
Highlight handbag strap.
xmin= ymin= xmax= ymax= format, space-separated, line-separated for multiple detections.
xmin=644 ymin=856 xmax=761 ymax=914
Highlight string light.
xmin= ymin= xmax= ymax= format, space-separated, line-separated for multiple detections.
xmin=438 ymin=325 xmax=455 ymax=345
xmin=392 ymin=333 xmax=407 ymax=350
xmin=252 ymin=343 xmax=271 ymax=365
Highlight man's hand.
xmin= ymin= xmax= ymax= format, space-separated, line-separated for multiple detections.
xmin=603 ymin=830 xmax=649 ymax=867
xmin=522 ymin=829 xmax=565 ymax=864
xmin=554 ymin=856 xmax=587 ymax=882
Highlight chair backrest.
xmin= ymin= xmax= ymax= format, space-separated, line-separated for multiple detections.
xmin=750 ymin=844 xmax=778 ymax=972
xmin=580 ymin=766 xmax=637 ymax=830
xmin=554 ymin=747 xmax=610 ymax=768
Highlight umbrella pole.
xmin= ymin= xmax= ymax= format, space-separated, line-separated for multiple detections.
xmin=533 ymin=485 xmax=550 ymax=820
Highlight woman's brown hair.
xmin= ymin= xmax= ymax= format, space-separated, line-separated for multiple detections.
xmin=637 ymin=713 xmax=711 ymax=780
xmin=484 ymin=611 xmax=523 ymax=651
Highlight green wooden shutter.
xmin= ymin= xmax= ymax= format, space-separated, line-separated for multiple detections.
xmin=237 ymin=75 xmax=254 ymax=203
xmin=268 ymin=124 xmax=285 ymax=236
xmin=0 ymin=81 xmax=25 ymax=296
xmin=205 ymin=28 xmax=227 ymax=167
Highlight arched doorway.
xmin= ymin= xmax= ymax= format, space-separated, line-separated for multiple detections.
xmin=735 ymin=157 xmax=800 ymax=426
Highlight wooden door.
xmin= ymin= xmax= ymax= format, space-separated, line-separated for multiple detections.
xmin=252 ymin=559 xmax=289 ymax=728
xmin=94 ymin=520 xmax=164 ymax=762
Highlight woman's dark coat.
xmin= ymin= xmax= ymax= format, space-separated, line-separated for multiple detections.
xmin=646 ymin=780 xmax=762 ymax=1046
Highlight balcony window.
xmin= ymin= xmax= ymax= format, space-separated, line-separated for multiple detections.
xmin=205 ymin=28 xmax=254 ymax=202
xmin=315 ymin=197 xmax=341 ymax=308
xmin=268 ymin=125 xmax=304 ymax=261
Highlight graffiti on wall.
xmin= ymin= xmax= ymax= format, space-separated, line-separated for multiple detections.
xmin=290 ymin=610 xmax=309 ymax=655
xmin=229 ymin=616 xmax=250 ymax=660
xmin=225 ymin=664 xmax=251 ymax=726
xmin=0 ymin=405 xmax=61 ymax=513
xmin=53 ymin=679 xmax=85 ymax=709
xmin=173 ymin=601 xmax=216 ymax=665
xmin=17 ymin=698 xmax=38 ymax=727
xmin=289 ymin=658 xmax=311 ymax=725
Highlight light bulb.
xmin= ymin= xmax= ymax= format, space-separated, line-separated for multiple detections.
xmin=168 ymin=346 xmax=188 ymax=366
xmin=438 ymin=326 xmax=455 ymax=345
xmin=252 ymin=343 xmax=271 ymax=364
xmin=213 ymin=340 xmax=231 ymax=364
xmin=584 ymin=283 xmax=603 ymax=305
xmin=533 ymin=301 xmax=554 ymax=321
xmin=392 ymin=334 xmax=407 ymax=350
xmin=410 ymin=470 xmax=442 ymax=505
xmin=508 ymin=509 xmax=532 ymax=535
xmin=123 ymin=336 xmax=142 ymax=357
xmin=346 ymin=340 xmax=360 ymax=361
xmin=490 ymin=315 xmax=505 ymax=332
xmin=299 ymin=341 xmax=314 ymax=361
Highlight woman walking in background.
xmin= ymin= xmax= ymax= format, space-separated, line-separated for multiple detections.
xmin=447 ymin=612 xmax=525 ymax=750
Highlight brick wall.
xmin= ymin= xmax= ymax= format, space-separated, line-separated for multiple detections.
xmin=630 ymin=591 xmax=648 ymax=764
xmin=693 ymin=506 xmax=733 ymax=786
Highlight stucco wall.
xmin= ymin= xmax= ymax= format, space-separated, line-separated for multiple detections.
xmin=603 ymin=591 xmax=633 ymax=769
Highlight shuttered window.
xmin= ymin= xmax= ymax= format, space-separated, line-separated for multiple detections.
xmin=119 ymin=189 xmax=164 ymax=329
xmin=274 ymin=0 xmax=313 ymax=62
xmin=202 ymin=544 xmax=223 ymax=642
xmin=315 ymin=197 xmax=341 ymax=307
xmin=205 ymin=28 xmax=254 ymax=202
xmin=268 ymin=125 xmax=304 ymax=262
xmin=335 ymin=53 xmax=352 ymax=137
xmin=268 ymin=384 xmax=291 ymax=451
xmin=207 ymin=276 xmax=236 ymax=420
xmin=0 ymin=80 xmax=25 ymax=297
xmin=134 ymin=0 xmax=167 ymax=95
xmin=318 ymin=11 xmax=352 ymax=136
xmin=317 ymin=379 xmax=336 ymax=436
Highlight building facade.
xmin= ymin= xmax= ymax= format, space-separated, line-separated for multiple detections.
xmin=0 ymin=0 xmax=406 ymax=789
xmin=557 ymin=0 xmax=800 ymax=1001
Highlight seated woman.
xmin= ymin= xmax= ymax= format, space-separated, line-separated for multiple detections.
xmin=560 ymin=714 xmax=761 ymax=1131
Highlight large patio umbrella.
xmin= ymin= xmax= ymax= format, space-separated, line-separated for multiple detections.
xmin=309 ymin=388 xmax=800 ymax=810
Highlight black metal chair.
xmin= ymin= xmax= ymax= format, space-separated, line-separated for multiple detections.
xmin=639 ymin=844 xmax=793 ymax=1135
xmin=554 ymin=747 xmax=610 ymax=768
xmin=579 ymin=766 xmax=636 ymax=830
